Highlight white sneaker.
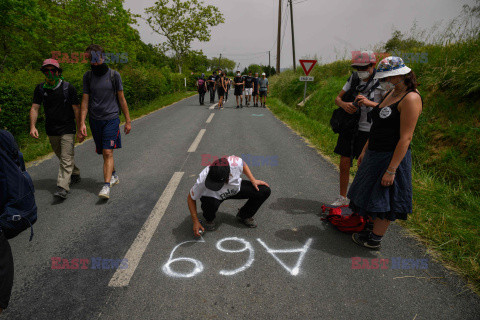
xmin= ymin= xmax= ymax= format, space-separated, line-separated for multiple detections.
xmin=331 ymin=195 xmax=350 ymax=206
xmin=99 ymin=185 xmax=111 ymax=199
xmin=110 ymin=175 xmax=119 ymax=186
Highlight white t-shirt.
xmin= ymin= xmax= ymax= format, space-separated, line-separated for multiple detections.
xmin=342 ymin=76 xmax=385 ymax=132
xmin=190 ymin=155 xmax=244 ymax=201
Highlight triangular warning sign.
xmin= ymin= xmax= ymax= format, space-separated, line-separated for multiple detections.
xmin=299 ymin=59 xmax=317 ymax=76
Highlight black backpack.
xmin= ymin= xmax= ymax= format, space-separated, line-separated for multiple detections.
xmin=85 ymin=69 xmax=121 ymax=115
xmin=0 ymin=130 xmax=37 ymax=241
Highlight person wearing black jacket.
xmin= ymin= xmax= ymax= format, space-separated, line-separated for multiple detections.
xmin=207 ymin=71 xmax=217 ymax=103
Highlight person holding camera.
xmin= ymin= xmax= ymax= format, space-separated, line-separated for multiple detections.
xmin=331 ymin=51 xmax=385 ymax=206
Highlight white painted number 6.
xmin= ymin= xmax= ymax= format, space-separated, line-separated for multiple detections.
xmin=216 ymin=237 xmax=254 ymax=276
xmin=162 ymin=239 xmax=205 ymax=278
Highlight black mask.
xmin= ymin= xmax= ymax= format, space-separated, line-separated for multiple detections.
xmin=91 ymin=63 xmax=109 ymax=76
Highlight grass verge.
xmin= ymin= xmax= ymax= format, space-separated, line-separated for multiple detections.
xmin=20 ymin=90 xmax=196 ymax=164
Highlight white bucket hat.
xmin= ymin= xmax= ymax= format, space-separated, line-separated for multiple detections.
xmin=374 ymin=56 xmax=411 ymax=79
xmin=351 ymin=50 xmax=376 ymax=67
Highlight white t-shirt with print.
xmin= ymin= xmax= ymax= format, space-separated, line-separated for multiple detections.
xmin=190 ymin=155 xmax=244 ymax=201
xmin=342 ymin=75 xmax=385 ymax=132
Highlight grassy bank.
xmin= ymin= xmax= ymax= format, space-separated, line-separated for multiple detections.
xmin=268 ymin=38 xmax=480 ymax=293
xmin=22 ymin=90 xmax=196 ymax=164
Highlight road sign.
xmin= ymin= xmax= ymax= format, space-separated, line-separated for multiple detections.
xmin=299 ymin=59 xmax=317 ymax=76
xmin=299 ymin=76 xmax=314 ymax=81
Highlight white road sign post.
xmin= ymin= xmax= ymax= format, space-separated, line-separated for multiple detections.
xmin=299 ymin=60 xmax=317 ymax=105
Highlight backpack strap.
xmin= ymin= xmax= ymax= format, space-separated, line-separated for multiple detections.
xmin=62 ymin=81 xmax=70 ymax=106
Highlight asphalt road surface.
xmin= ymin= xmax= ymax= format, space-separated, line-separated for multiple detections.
xmin=4 ymin=92 xmax=480 ymax=319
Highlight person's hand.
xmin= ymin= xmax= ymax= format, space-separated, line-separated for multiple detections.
xmin=357 ymin=152 xmax=365 ymax=167
xmin=381 ymin=172 xmax=395 ymax=187
xmin=355 ymin=95 xmax=367 ymax=106
xmin=77 ymin=131 xmax=85 ymax=143
xmin=30 ymin=127 xmax=39 ymax=139
xmin=124 ymin=121 xmax=131 ymax=134
xmin=342 ymin=102 xmax=357 ymax=114
xmin=80 ymin=123 xmax=88 ymax=138
xmin=252 ymin=179 xmax=270 ymax=191
xmin=193 ymin=220 xmax=205 ymax=237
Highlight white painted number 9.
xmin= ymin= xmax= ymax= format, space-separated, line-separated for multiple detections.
xmin=216 ymin=237 xmax=254 ymax=276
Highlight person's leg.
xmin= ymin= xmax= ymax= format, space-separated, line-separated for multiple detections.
xmin=0 ymin=233 xmax=14 ymax=314
xmin=372 ymin=218 xmax=391 ymax=236
xmin=57 ymin=134 xmax=78 ymax=191
xmin=339 ymin=156 xmax=350 ymax=197
xmin=229 ymin=180 xmax=271 ymax=219
xmin=103 ymin=149 xmax=114 ymax=184
xmin=48 ymin=135 xmax=63 ymax=186
xmin=200 ymin=196 xmax=223 ymax=222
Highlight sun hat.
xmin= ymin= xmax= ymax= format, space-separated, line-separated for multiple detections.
xmin=374 ymin=56 xmax=411 ymax=79
xmin=351 ymin=51 xmax=376 ymax=67
xmin=261 ymin=72 xmax=266 ymax=76
xmin=205 ymin=158 xmax=230 ymax=191
xmin=41 ymin=59 xmax=62 ymax=72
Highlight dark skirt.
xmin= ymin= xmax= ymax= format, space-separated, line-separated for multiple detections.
xmin=347 ymin=149 xmax=413 ymax=221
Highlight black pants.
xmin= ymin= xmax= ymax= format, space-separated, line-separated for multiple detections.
xmin=199 ymin=91 xmax=206 ymax=105
xmin=224 ymin=86 xmax=230 ymax=101
xmin=200 ymin=180 xmax=271 ymax=221
xmin=0 ymin=232 xmax=14 ymax=310
xmin=209 ymin=87 xmax=216 ymax=103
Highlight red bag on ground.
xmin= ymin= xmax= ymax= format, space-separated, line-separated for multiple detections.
xmin=321 ymin=205 xmax=366 ymax=233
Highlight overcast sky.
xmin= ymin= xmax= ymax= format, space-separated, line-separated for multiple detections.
xmin=124 ymin=0 xmax=474 ymax=71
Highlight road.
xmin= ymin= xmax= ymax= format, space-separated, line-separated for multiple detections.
xmin=5 ymin=92 xmax=480 ymax=319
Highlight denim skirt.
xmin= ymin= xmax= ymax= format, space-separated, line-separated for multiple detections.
xmin=347 ymin=149 xmax=413 ymax=221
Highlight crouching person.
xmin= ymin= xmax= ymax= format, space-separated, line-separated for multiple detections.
xmin=188 ymin=156 xmax=271 ymax=237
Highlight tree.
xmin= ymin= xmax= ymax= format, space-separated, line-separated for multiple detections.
xmin=209 ymin=56 xmax=235 ymax=72
xmin=384 ymin=30 xmax=425 ymax=52
xmin=185 ymin=50 xmax=210 ymax=73
xmin=145 ymin=0 xmax=224 ymax=73
xmin=247 ymin=64 xmax=263 ymax=74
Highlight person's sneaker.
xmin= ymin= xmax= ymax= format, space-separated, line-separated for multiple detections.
xmin=236 ymin=105 xmax=240 ymax=109
xmin=199 ymin=219 xmax=216 ymax=231
xmin=330 ymin=195 xmax=350 ymax=206
xmin=363 ymin=221 xmax=374 ymax=233
xmin=70 ymin=174 xmax=81 ymax=185
xmin=98 ymin=185 xmax=111 ymax=199
xmin=110 ymin=175 xmax=120 ymax=187
xmin=352 ymin=232 xmax=381 ymax=249
xmin=54 ymin=187 xmax=68 ymax=199
xmin=237 ymin=214 xmax=258 ymax=228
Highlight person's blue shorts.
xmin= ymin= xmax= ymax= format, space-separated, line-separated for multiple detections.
xmin=89 ymin=118 xmax=122 ymax=155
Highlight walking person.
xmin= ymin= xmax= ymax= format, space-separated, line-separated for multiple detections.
xmin=224 ymin=76 xmax=231 ymax=102
xmin=348 ymin=56 xmax=423 ymax=249
xmin=207 ymin=71 xmax=217 ymax=103
xmin=244 ymin=71 xmax=254 ymax=107
xmin=253 ymin=72 xmax=260 ymax=107
xmin=78 ymin=44 xmax=132 ymax=200
xmin=188 ymin=156 xmax=271 ymax=237
xmin=196 ymin=73 xmax=207 ymax=105
xmin=216 ymin=72 xmax=226 ymax=109
xmin=331 ymin=51 xmax=384 ymax=206
xmin=29 ymin=58 xmax=81 ymax=199
xmin=233 ymin=71 xmax=244 ymax=108
xmin=258 ymin=73 xmax=269 ymax=107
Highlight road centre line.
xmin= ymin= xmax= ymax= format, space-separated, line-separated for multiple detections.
xmin=108 ymin=171 xmax=184 ymax=287
xmin=206 ymin=113 xmax=215 ymax=123
xmin=188 ymin=129 xmax=206 ymax=153
xmin=209 ymin=103 xmax=217 ymax=110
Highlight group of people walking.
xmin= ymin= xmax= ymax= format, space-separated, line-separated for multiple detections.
xmin=196 ymin=70 xmax=269 ymax=109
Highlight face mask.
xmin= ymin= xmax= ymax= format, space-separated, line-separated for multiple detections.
xmin=43 ymin=70 xmax=63 ymax=89
xmin=357 ymin=71 xmax=370 ymax=80
xmin=91 ymin=63 xmax=109 ymax=76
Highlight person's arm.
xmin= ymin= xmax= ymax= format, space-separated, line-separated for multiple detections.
xmin=117 ymin=91 xmax=131 ymax=134
xmin=79 ymin=94 xmax=89 ymax=141
xmin=357 ymin=140 xmax=369 ymax=166
xmin=381 ymin=93 xmax=422 ymax=187
xmin=243 ymin=161 xmax=269 ymax=191
xmin=72 ymin=104 xmax=81 ymax=135
xmin=188 ymin=193 xmax=205 ymax=237
xmin=335 ymin=90 xmax=357 ymax=114
xmin=29 ymin=104 xmax=41 ymax=139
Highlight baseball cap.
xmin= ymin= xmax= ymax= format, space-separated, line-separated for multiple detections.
xmin=205 ymin=158 xmax=230 ymax=191
xmin=41 ymin=59 xmax=62 ymax=72
xmin=351 ymin=51 xmax=376 ymax=67
xmin=262 ymin=72 xmax=266 ymax=75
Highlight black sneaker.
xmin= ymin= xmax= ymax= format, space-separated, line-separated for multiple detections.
xmin=199 ymin=219 xmax=216 ymax=231
xmin=352 ymin=232 xmax=381 ymax=249
xmin=236 ymin=214 xmax=257 ymax=228
xmin=236 ymin=105 xmax=239 ymax=108
xmin=54 ymin=187 xmax=68 ymax=199
xmin=70 ymin=174 xmax=81 ymax=185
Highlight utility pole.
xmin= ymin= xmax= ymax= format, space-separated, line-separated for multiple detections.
xmin=276 ymin=0 xmax=282 ymax=74
xmin=268 ymin=51 xmax=271 ymax=68
xmin=289 ymin=0 xmax=296 ymax=71
xmin=219 ymin=53 xmax=222 ymax=71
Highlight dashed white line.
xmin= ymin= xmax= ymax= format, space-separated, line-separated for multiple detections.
xmin=206 ymin=113 xmax=215 ymax=123
xmin=209 ymin=103 xmax=217 ymax=110
xmin=108 ymin=172 xmax=184 ymax=287
xmin=188 ymin=129 xmax=206 ymax=153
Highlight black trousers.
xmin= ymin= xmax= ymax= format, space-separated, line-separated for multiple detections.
xmin=0 ymin=232 xmax=14 ymax=310
xmin=224 ymin=86 xmax=230 ymax=100
xmin=209 ymin=87 xmax=216 ymax=102
xmin=199 ymin=91 xmax=206 ymax=105
xmin=200 ymin=180 xmax=271 ymax=222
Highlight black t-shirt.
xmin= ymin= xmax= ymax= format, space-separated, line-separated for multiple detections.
xmin=234 ymin=76 xmax=243 ymax=86
xmin=245 ymin=76 xmax=254 ymax=88
xmin=208 ymin=75 xmax=217 ymax=88
xmin=33 ymin=82 xmax=79 ymax=136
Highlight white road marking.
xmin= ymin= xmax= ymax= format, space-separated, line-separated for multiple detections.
xmin=216 ymin=237 xmax=255 ymax=276
xmin=188 ymin=129 xmax=206 ymax=153
xmin=108 ymin=172 xmax=184 ymax=287
xmin=206 ymin=113 xmax=215 ymax=123
xmin=209 ymin=103 xmax=217 ymax=110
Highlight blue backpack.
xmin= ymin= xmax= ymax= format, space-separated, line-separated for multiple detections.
xmin=0 ymin=130 xmax=37 ymax=241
